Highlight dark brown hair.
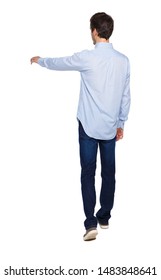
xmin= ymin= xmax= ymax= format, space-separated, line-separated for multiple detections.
xmin=90 ymin=12 xmax=114 ymax=40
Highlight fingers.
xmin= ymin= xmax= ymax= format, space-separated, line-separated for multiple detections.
xmin=117 ymin=134 xmax=123 ymax=141
xmin=30 ymin=57 xmax=34 ymax=64
xmin=30 ymin=57 xmax=35 ymax=64
xmin=30 ymin=57 xmax=36 ymax=64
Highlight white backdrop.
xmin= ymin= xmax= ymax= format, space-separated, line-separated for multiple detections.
xmin=0 ymin=0 xmax=161 ymax=279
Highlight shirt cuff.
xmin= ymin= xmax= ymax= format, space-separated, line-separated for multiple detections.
xmin=117 ymin=120 xmax=124 ymax=129
xmin=38 ymin=58 xmax=46 ymax=67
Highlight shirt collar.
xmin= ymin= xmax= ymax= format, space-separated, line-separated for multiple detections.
xmin=95 ymin=42 xmax=113 ymax=49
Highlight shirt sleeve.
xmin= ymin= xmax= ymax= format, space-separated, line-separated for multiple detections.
xmin=38 ymin=50 xmax=90 ymax=72
xmin=117 ymin=59 xmax=131 ymax=129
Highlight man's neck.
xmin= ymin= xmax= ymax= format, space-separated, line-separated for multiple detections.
xmin=96 ymin=38 xmax=109 ymax=43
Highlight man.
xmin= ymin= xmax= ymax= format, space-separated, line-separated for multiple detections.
xmin=31 ymin=12 xmax=130 ymax=241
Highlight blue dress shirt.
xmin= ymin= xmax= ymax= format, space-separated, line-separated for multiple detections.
xmin=38 ymin=42 xmax=130 ymax=140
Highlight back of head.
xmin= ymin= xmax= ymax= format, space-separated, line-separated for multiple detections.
xmin=90 ymin=12 xmax=114 ymax=40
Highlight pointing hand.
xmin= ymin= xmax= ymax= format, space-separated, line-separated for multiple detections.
xmin=30 ymin=56 xmax=40 ymax=64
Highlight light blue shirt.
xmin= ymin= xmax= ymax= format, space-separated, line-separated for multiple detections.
xmin=38 ymin=42 xmax=130 ymax=140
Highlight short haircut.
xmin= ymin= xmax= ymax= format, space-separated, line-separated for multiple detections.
xmin=90 ymin=12 xmax=114 ymax=40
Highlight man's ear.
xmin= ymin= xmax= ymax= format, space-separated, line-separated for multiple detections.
xmin=92 ymin=28 xmax=98 ymax=37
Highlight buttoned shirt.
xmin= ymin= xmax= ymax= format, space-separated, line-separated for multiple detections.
xmin=38 ymin=42 xmax=130 ymax=140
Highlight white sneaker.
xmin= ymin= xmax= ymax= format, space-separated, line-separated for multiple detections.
xmin=83 ymin=227 xmax=98 ymax=241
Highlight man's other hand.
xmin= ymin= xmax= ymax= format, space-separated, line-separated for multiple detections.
xmin=116 ymin=128 xmax=124 ymax=141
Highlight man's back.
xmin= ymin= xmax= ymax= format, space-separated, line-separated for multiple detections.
xmin=77 ymin=42 xmax=130 ymax=139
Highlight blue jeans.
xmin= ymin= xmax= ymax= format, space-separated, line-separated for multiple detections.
xmin=78 ymin=122 xmax=116 ymax=230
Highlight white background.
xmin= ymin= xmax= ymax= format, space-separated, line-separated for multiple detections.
xmin=0 ymin=0 xmax=161 ymax=279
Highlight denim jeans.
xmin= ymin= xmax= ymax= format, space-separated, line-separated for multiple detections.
xmin=78 ymin=121 xmax=116 ymax=230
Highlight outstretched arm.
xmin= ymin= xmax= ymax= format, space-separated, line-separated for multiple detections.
xmin=30 ymin=50 xmax=90 ymax=71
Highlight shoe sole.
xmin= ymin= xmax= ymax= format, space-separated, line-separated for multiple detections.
xmin=83 ymin=229 xmax=98 ymax=241
xmin=99 ymin=224 xmax=109 ymax=229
